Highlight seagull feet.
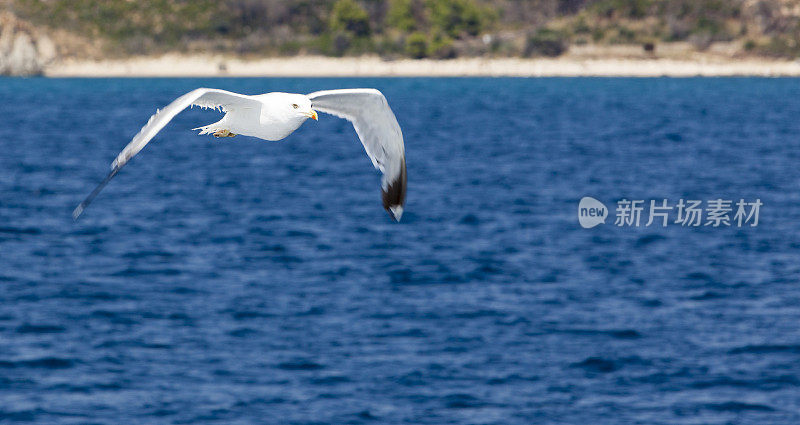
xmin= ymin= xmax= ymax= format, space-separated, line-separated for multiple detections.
xmin=213 ymin=129 xmax=236 ymax=138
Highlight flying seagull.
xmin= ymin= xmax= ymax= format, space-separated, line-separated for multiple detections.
xmin=72 ymin=88 xmax=407 ymax=221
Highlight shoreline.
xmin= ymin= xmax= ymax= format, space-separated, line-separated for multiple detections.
xmin=45 ymin=54 xmax=800 ymax=77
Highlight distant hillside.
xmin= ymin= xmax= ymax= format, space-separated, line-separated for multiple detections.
xmin=4 ymin=0 xmax=800 ymax=59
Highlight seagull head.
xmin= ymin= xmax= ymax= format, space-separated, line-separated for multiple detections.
xmin=286 ymin=94 xmax=317 ymax=121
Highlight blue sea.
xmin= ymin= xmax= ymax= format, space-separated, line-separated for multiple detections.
xmin=2 ymin=77 xmax=800 ymax=424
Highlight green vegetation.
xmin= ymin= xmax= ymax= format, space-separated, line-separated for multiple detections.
xmin=524 ymin=29 xmax=567 ymax=57
xmin=428 ymin=0 xmax=492 ymax=38
xmin=405 ymin=31 xmax=428 ymax=58
xmin=7 ymin=0 xmax=800 ymax=58
xmin=387 ymin=0 xmax=419 ymax=32
xmin=330 ymin=0 xmax=371 ymax=37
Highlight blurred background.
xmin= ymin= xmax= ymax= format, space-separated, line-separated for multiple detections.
xmin=2 ymin=0 xmax=800 ymax=75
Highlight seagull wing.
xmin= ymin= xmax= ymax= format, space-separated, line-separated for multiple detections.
xmin=73 ymin=88 xmax=260 ymax=219
xmin=307 ymin=88 xmax=406 ymax=221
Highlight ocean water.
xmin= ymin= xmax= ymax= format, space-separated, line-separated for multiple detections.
xmin=1 ymin=77 xmax=800 ymax=424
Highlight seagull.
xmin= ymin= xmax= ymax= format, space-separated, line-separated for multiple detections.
xmin=72 ymin=88 xmax=407 ymax=221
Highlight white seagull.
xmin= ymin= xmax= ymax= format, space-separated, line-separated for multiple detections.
xmin=73 ymin=88 xmax=407 ymax=221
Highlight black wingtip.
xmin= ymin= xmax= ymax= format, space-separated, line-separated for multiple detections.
xmin=73 ymin=167 xmax=120 ymax=220
xmin=72 ymin=205 xmax=84 ymax=221
xmin=382 ymin=157 xmax=407 ymax=222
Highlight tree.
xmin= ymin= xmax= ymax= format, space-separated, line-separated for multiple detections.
xmin=428 ymin=0 xmax=489 ymax=38
xmin=330 ymin=0 xmax=371 ymax=37
xmin=387 ymin=0 xmax=418 ymax=32
xmin=405 ymin=31 xmax=428 ymax=57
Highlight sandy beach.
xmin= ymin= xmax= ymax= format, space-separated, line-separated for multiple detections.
xmin=45 ymin=54 xmax=800 ymax=77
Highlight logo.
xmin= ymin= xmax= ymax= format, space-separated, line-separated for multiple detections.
xmin=578 ymin=196 xmax=608 ymax=228
xmin=577 ymin=197 xmax=762 ymax=229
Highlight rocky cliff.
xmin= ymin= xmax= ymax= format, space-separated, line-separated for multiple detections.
xmin=0 ymin=12 xmax=56 ymax=76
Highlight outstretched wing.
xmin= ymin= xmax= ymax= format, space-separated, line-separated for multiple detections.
xmin=73 ymin=88 xmax=260 ymax=219
xmin=307 ymin=88 xmax=406 ymax=221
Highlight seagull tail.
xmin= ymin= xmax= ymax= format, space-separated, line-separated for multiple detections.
xmin=193 ymin=123 xmax=215 ymax=135
xmin=72 ymin=166 xmax=121 ymax=220
xmin=193 ymin=118 xmax=227 ymax=135
xmin=382 ymin=157 xmax=407 ymax=222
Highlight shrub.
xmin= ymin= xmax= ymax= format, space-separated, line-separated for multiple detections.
xmin=610 ymin=24 xmax=637 ymax=44
xmin=428 ymin=0 xmax=490 ymax=38
xmin=387 ymin=0 xmax=418 ymax=32
xmin=429 ymin=31 xmax=456 ymax=58
xmin=524 ymin=28 xmax=567 ymax=57
xmin=591 ymin=0 xmax=653 ymax=19
xmin=754 ymin=35 xmax=800 ymax=58
xmin=330 ymin=0 xmax=371 ymax=37
xmin=374 ymin=35 xmax=406 ymax=57
xmin=314 ymin=32 xmax=352 ymax=56
xmin=405 ymin=31 xmax=429 ymax=58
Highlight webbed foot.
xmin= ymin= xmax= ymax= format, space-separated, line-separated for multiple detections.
xmin=213 ymin=129 xmax=236 ymax=138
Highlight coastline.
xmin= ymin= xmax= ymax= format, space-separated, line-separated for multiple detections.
xmin=45 ymin=54 xmax=800 ymax=78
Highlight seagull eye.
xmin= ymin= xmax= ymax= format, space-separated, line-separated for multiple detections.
xmin=292 ymin=104 xmax=299 ymax=109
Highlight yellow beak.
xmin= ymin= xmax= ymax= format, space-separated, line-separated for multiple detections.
xmin=307 ymin=110 xmax=318 ymax=121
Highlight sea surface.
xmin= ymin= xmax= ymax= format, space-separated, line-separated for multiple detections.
xmin=1 ymin=77 xmax=800 ymax=424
